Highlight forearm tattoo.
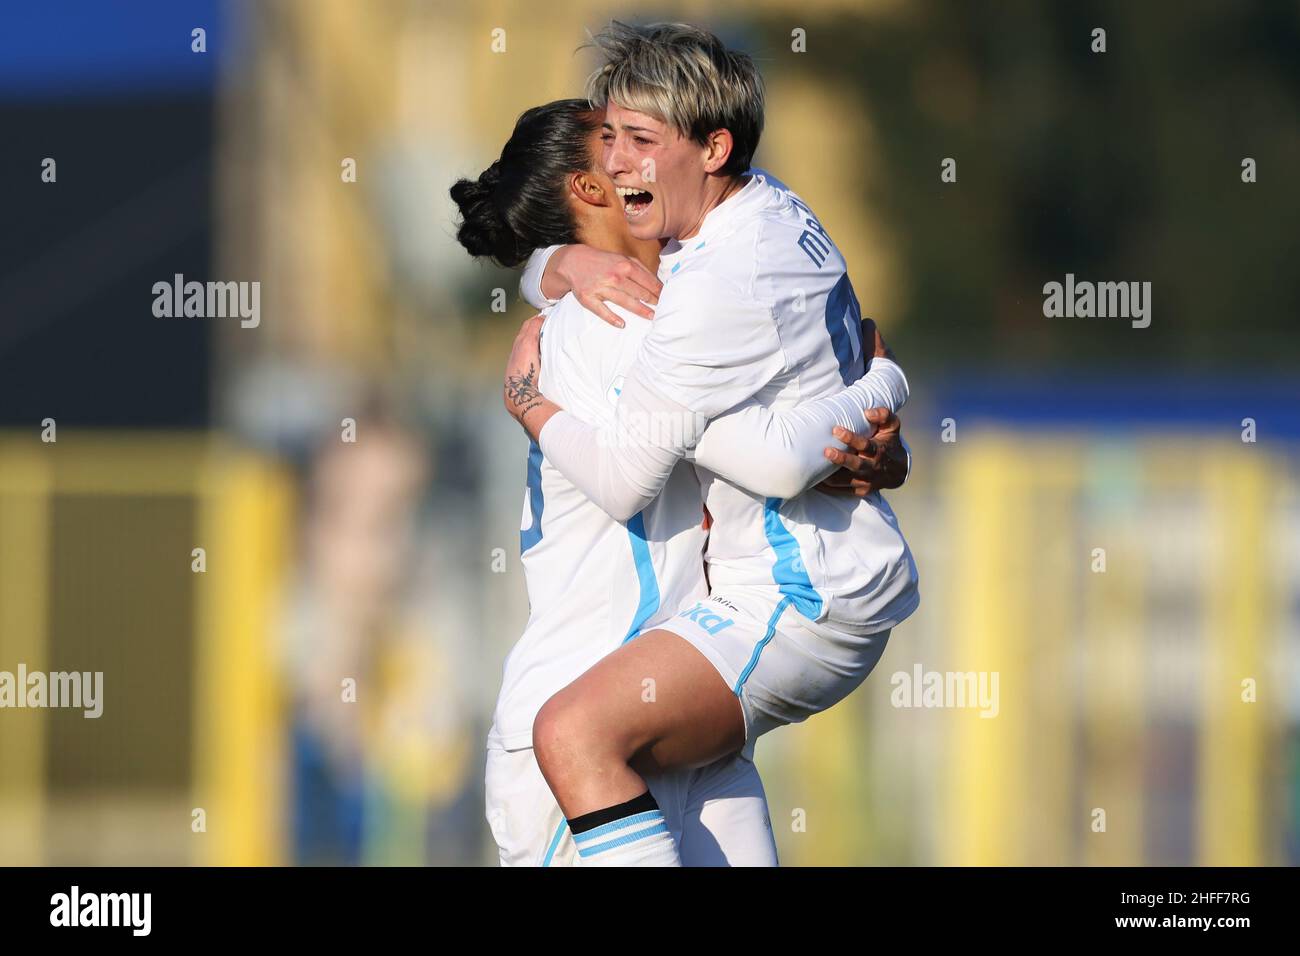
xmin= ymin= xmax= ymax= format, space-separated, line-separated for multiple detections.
xmin=506 ymin=362 xmax=546 ymax=419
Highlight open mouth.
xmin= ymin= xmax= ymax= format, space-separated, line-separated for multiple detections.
xmin=616 ymin=186 xmax=654 ymax=219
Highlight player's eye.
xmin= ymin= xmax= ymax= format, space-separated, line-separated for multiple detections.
xmin=633 ymin=136 xmax=652 ymax=146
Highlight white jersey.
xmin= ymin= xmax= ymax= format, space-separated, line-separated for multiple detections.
xmin=491 ymin=282 xmax=914 ymax=746
xmin=537 ymin=171 xmax=919 ymax=632
xmin=488 ymin=300 xmax=708 ymax=750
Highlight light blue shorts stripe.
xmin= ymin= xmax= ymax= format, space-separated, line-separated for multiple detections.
xmin=540 ymin=819 xmax=567 ymax=867
xmin=732 ymin=596 xmax=794 ymax=695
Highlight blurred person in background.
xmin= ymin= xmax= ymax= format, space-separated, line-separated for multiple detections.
xmin=280 ymin=412 xmax=478 ymax=864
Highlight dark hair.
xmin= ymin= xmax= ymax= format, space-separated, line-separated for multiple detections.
xmin=450 ymin=99 xmax=602 ymax=268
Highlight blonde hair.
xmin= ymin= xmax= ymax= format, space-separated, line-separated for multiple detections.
xmin=584 ymin=21 xmax=764 ymax=176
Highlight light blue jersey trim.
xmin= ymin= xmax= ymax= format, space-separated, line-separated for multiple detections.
xmin=762 ymin=498 xmax=823 ymax=619
xmin=520 ymin=440 xmax=545 ymax=554
xmin=733 ymin=595 xmax=794 ymax=695
xmin=621 ymin=511 xmax=661 ymax=643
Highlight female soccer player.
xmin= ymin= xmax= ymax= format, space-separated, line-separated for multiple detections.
xmin=453 ymin=97 xmax=909 ymax=865
xmin=500 ymin=22 xmax=919 ymax=866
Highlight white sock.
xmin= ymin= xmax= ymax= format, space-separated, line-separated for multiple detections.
xmin=573 ymin=808 xmax=681 ymax=867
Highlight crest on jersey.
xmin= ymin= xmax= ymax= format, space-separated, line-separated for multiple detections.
xmin=606 ymin=376 xmax=625 ymax=405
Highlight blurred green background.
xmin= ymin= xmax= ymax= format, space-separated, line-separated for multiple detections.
xmin=0 ymin=0 xmax=1297 ymax=865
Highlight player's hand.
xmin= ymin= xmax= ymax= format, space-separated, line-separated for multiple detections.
xmin=549 ymin=245 xmax=661 ymax=328
xmin=818 ymin=408 xmax=908 ymax=496
xmin=503 ymin=313 xmax=547 ymax=424
xmin=861 ymin=317 xmax=896 ymax=363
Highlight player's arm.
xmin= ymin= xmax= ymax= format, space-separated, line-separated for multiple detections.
xmin=519 ymin=243 xmax=661 ymax=327
xmin=503 ymin=272 xmax=781 ymax=521
xmin=817 ymin=318 xmax=912 ymax=496
xmin=691 ymin=354 xmax=908 ymax=500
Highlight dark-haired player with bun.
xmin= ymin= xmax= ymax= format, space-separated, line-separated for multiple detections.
xmin=496 ymin=22 xmax=919 ymax=868
xmin=452 ymin=97 xmax=908 ymax=866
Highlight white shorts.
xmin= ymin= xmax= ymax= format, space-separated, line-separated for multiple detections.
xmin=485 ymin=746 xmax=777 ymax=867
xmin=655 ymin=586 xmax=892 ymax=757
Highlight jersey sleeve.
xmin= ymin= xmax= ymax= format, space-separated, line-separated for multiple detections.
xmin=636 ymin=270 xmax=784 ymax=418
xmin=519 ymin=245 xmax=563 ymax=311
xmin=692 ymin=357 xmax=910 ymax=499
xmin=538 ymin=364 xmax=707 ymax=521
xmin=536 ymin=270 xmax=783 ymax=521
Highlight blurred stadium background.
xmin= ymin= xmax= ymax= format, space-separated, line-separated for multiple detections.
xmin=1 ymin=0 xmax=1298 ymax=866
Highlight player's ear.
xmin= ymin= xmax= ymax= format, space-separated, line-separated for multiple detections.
xmin=568 ymin=171 xmax=608 ymax=208
xmin=702 ymin=129 xmax=734 ymax=174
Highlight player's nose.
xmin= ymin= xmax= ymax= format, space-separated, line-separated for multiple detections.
xmin=602 ymin=138 xmax=629 ymax=178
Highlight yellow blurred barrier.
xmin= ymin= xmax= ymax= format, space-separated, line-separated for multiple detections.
xmin=0 ymin=433 xmax=293 ymax=865
xmin=0 ymin=429 xmax=1291 ymax=865
xmin=765 ymin=431 xmax=1291 ymax=866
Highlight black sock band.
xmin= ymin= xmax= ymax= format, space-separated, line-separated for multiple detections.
xmin=567 ymin=791 xmax=660 ymax=835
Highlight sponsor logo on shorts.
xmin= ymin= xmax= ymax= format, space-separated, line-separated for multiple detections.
xmin=678 ymin=601 xmax=735 ymax=636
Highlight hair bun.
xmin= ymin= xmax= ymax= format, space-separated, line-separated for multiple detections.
xmin=450 ymin=162 xmax=522 ymax=266
xmin=450 ymin=99 xmax=601 ymax=270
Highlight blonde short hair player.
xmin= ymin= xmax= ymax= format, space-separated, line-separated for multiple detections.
xmin=503 ymin=22 xmax=919 ymax=866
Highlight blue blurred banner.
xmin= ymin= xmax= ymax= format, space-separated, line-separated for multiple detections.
xmin=0 ymin=0 xmax=232 ymax=99
xmin=930 ymin=377 xmax=1300 ymax=439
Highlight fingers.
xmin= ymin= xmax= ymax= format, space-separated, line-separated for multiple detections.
xmin=581 ymin=293 xmax=626 ymax=329
xmin=858 ymin=317 xmax=890 ymax=360
xmin=823 ymin=431 xmax=886 ymax=483
xmin=859 ymin=317 xmax=878 ymax=354
xmin=816 ymin=473 xmax=874 ymax=496
xmin=824 ymin=445 xmax=881 ymax=472
xmin=817 ymin=483 xmax=857 ymax=496
xmin=863 ymin=407 xmax=898 ymax=431
xmin=517 ymin=313 xmax=545 ymax=339
xmin=871 ymin=325 xmax=890 ymax=360
xmin=601 ymin=287 xmax=656 ymax=322
xmin=606 ymin=261 xmax=659 ymax=315
xmin=621 ymin=258 xmax=663 ymax=302
xmin=831 ymin=425 xmax=874 ymax=455
xmin=580 ymin=286 xmax=657 ymax=327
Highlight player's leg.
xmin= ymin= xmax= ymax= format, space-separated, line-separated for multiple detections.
xmin=485 ymin=745 xmax=708 ymax=867
xmin=484 ymin=746 xmax=576 ymax=867
xmin=677 ymin=755 xmax=778 ymax=867
xmin=533 ymin=588 xmax=892 ymax=866
xmin=531 ymin=629 xmax=744 ymax=866
xmin=534 ymin=628 xmax=745 ymax=815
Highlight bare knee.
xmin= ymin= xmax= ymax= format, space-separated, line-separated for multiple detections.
xmin=534 ymin=687 xmax=639 ymax=776
xmin=533 ymin=690 xmax=594 ymax=774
